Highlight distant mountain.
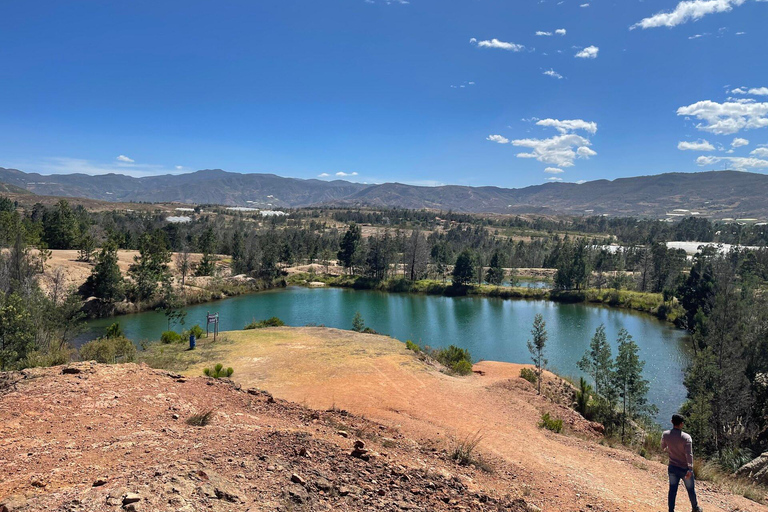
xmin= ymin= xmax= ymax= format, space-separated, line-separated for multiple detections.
xmin=1 ymin=167 xmax=767 ymax=219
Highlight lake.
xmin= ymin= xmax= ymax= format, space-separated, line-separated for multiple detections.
xmin=84 ymin=286 xmax=690 ymax=424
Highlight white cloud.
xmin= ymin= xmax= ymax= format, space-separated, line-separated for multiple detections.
xmin=555 ymin=29 xmax=567 ymax=36
xmin=677 ymin=99 xmax=768 ymax=135
xmin=335 ymin=171 xmax=359 ymax=177
xmin=175 ymin=165 xmax=184 ymax=170
xmin=318 ymin=173 xmax=330 ymax=177
xmin=487 ymin=134 xmax=510 ymax=144
xmin=471 ymin=38 xmax=525 ymax=52
xmin=543 ymin=69 xmax=564 ymax=79
xmin=732 ymin=137 xmax=750 ymax=147
xmin=21 ymin=156 xmax=182 ymax=178
xmin=696 ymin=155 xmax=768 ymax=168
xmin=536 ymin=31 xmax=553 ymax=36
xmin=544 ymin=167 xmax=565 ymax=174
xmin=750 ymin=147 xmax=768 ymax=157
xmin=575 ymin=45 xmax=599 ymax=59
xmin=631 ymin=0 xmax=749 ymax=30
xmin=536 ymin=118 xmax=598 ymax=134
xmin=688 ymin=33 xmax=710 ymax=39
xmin=513 ymin=133 xmax=597 ymax=167
xmin=678 ymin=139 xmax=716 ymax=151
xmin=116 ymin=155 xmax=134 ymax=163
xmin=576 ymin=180 xmax=587 ymax=184
xmin=732 ymin=86 xmax=768 ymax=96
xmin=580 ymin=3 xmax=590 ymax=7
xmin=546 ymin=177 xmax=564 ymax=182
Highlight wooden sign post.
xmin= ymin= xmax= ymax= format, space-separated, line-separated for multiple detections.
xmin=206 ymin=311 xmax=219 ymax=341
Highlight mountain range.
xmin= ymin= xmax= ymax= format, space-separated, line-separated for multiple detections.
xmin=1 ymin=166 xmax=767 ymax=219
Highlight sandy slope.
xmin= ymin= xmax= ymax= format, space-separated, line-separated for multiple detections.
xmin=180 ymin=327 xmax=768 ymax=512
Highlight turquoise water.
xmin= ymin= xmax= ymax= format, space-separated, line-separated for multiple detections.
xmin=84 ymin=286 xmax=690 ymax=423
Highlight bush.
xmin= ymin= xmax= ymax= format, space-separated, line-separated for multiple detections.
xmin=186 ymin=409 xmax=214 ymax=427
xmin=182 ymin=324 xmax=204 ymax=339
xmin=203 ymin=363 xmax=234 ymax=378
xmin=352 ymin=312 xmax=365 ymax=332
xmin=520 ymin=367 xmax=538 ymax=385
xmin=433 ymin=345 xmax=473 ymax=375
xmin=450 ymin=431 xmax=484 ymax=466
xmin=160 ymin=330 xmax=183 ymax=344
xmin=575 ymin=377 xmax=592 ymax=417
xmin=539 ymin=412 xmax=563 ymax=433
xmin=79 ymin=336 xmax=136 ymax=364
xmin=244 ymin=317 xmax=285 ymax=329
xmin=405 ymin=340 xmax=421 ymax=352
xmin=105 ymin=322 xmax=124 ymax=339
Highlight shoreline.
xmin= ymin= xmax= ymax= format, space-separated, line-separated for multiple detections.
xmin=287 ymin=272 xmax=684 ymax=325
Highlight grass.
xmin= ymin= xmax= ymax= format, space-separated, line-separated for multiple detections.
xmin=450 ymin=431 xmax=492 ymax=471
xmin=186 ymin=409 xmax=215 ymax=427
xmin=244 ymin=317 xmax=286 ymax=329
xmin=519 ymin=367 xmax=537 ymax=385
xmin=693 ymin=459 xmax=767 ymax=504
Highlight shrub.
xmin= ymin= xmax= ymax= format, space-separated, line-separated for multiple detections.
xmin=105 ymin=322 xmax=124 ymax=339
xmin=182 ymin=324 xmax=204 ymax=339
xmin=539 ymin=412 xmax=563 ymax=433
xmin=244 ymin=317 xmax=285 ymax=329
xmin=451 ymin=431 xmax=484 ymax=466
xmin=186 ymin=409 xmax=214 ymax=426
xmin=352 ymin=312 xmax=365 ymax=332
xmin=520 ymin=367 xmax=538 ymax=385
xmin=203 ymin=363 xmax=234 ymax=378
xmin=432 ymin=345 xmax=473 ymax=375
xmin=79 ymin=336 xmax=136 ymax=364
xmin=160 ymin=330 xmax=183 ymax=344
xmin=405 ymin=340 xmax=421 ymax=352
xmin=575 ymin=377 xmax=592 ymax=417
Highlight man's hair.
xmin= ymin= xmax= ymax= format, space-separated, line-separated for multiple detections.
xmin=672 ymin=413 xmax=685 ymax=426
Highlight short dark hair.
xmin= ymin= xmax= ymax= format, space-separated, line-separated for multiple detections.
xmin=672 ymin=414 xmax=685 ymax=426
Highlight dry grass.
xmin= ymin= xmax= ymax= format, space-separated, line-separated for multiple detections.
xmin=694 ymin=459 xmax=767 ymax=504
xmin=186 ymin=409 xmax=215 ymax=427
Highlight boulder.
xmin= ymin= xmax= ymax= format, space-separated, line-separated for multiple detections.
xmin=737 ymin=452 xmax=768 ymax=485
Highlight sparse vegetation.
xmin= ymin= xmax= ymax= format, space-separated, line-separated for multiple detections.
xmin=450 ymin=431 xmax=484 ymax=467
xmin=520 ymin=367 xmax=538 ymax=385
xmin=352 ymin=311 xmax=365 ymax=332
xmin=79 ymin=336 xmax=136 ymax=364
xmin=244 ymin=317 xmax=286 ymax=329
xmin=405 ymin=339 xmax=420 ymax=352
xmin=186 ymin=409 xmax=215 ymax=427
xmin=203 ymin=363 xmax=234 ymax=378
xmin=539 ymin=412 xmax=563 ymax=433
xmin=432 ymin=345 xmax=473 ymax=375
xmin=160 ymin=330 xmax=183 ymax=344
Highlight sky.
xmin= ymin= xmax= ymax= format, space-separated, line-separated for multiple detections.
xmin=1 ymin=0 xmax=767 ymax=188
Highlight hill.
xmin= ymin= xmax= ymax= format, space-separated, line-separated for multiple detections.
xmin=2 ymin=166 xmax=768 ymax=218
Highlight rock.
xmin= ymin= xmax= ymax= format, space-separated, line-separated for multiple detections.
xmin=92 ymin=477 xmax=108 ymax=487
xmin=337 ymin=430 xmax=349 ymax=438
xmin=287 ymin=485 xmax=309 ymax=504
xmin=588 ymin=421 xmax=605 ymax=435
xmin=351 ymin=440 xmax=370 ymax=461
xmin=737 ymin=452 xmax=768 ymax=484
xmin=61 ymin=366 xmax=81 ymax=375
xmin=122 ymin=492 xmax=141 ymax=505
xmin=291 ymin=473 xmax=306 ymax=485
xmin=30 ymin=476 xmax=46 ymax=488
xmin=0 ymin=495 xmax=27 ymax=512
xmin=214 ymin=485 xmax=242 ymax=503
xmin=172 ymin=414 xmax=180 ymax=420
xmin=315 ymin=477 xmax=333 ymax=492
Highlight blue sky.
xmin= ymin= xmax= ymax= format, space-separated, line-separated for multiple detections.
xmin=1 ymin=0 xmax=767 ymax=188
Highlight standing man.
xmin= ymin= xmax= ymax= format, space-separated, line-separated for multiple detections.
xmin=662 ymin=414 xmax=702 ymax=512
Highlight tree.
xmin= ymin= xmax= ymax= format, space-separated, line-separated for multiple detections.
xmin=77 ymin=233 xmax=97 ymax=262
xmin=42 ymin=200 xmax=79 ymax=249
xmin=405 ymin=230 xmax=430 ymax=281
xmin=87 ymin=242 xmax=125 ymax=302
xmin=577 ymin=324 xmax=614 ymax=401
xmin=364 ymin=233 xmax=393 ymax=280
xmin=452 ymin=250 xmax=475 ymax=286
xmin=431 ymin=242 xmax=451 ymax=282
xmin=613 ymin=328 xmax=655 ymax=441
xmin=352 ymin=311 xmax=365 ymax=332
xmin=0 ymin=292 xmax=35 ymax=370
xmin=158 ymin=280 xmax=187 ymax=331
xmin=527 ymin=314 xmax=548 ymax=395
xmin=485 ymin=251 xmax=505 ymax=285
xmin=128 ymin=231 xmax=172 ymax=302
xmin=338 ymin=223 xmax=362 ymax=274
xmin=195 ymin=226 xmax=218 ymax=276
xmin=175 ymin=244 xmax=191 ymax=288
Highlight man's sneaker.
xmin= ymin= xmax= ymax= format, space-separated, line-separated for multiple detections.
xmin=693 ymin=507 xmax=703 ymax=512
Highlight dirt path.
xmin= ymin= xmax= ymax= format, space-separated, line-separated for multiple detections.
xmin=182 ymin=327 xmax=768 ymax=512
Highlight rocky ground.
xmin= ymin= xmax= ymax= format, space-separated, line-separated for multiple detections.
xmin=0 ymin=363 xmax=531 ymax=512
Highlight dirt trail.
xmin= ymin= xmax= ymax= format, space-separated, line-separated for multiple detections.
xmin=183 ymin=327 xmax=768 ymax=512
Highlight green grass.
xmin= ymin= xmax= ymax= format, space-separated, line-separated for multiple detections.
xmin=539 ymin=412 xmax=564 ymax=433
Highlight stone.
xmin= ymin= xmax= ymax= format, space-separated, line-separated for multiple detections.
xmin=122 ymin=492 xmax=141 ymax=505
xmin=737 ymin=452 xmax=768 ymax=485
xmin=92 ymin=477 xmax=108 ymax=487
xmin=315 ymin=477 xmax=333 ymax=492
xmin=337 ymin=430 xmax=349 ymax=438
xmin=287 ymin=485 xmax=309 ymax=504
xmin=62 ymin=366 xmax=81 ymax=375
xmin=291 ymin=473 xmax=306 ymax=485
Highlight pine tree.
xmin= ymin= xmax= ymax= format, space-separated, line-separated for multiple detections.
xmin=88 ymin=242 xmax=125 ymax=303
xmin=452 ymin=250 xmax=475 ymax=286
xmin=338 ymin=223 xmax=362 ymax=274
xmin=485 ymin=251 xmax=505 ymax=285
xmin=577 ymin=324 xmax=614 ymax=401
xmin=613 ymin=328 xmax=655 ymax=441
xmin=527 ymin=314 xmax=548 ymax=395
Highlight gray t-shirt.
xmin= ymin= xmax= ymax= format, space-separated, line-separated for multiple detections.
xmin=661 ymin=428 xmax=693 ymax=470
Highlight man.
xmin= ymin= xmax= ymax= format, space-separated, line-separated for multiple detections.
xmin=661 ymin=414 xmax=702 ymax=512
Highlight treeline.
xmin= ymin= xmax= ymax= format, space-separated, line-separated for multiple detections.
xmin=673 ymin=247 xmax=768 ymax=464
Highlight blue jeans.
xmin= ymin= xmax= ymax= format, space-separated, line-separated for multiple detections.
xmin=668 ymin=465 xmax=698 ymax=512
